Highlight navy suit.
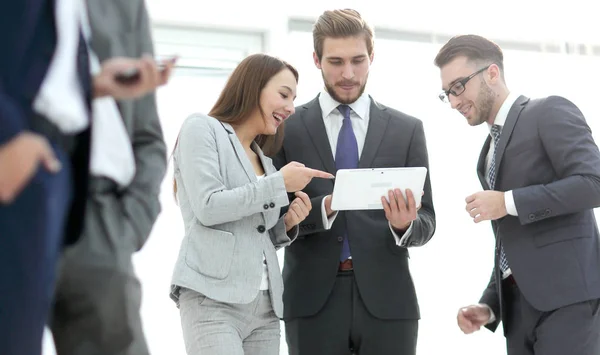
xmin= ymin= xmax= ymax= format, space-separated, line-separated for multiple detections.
xmin=0 ymin=2 xmax=91 ymax=355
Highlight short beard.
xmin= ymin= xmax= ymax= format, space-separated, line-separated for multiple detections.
xmin=472 ymin=79 xmax=496 ymax=126
xmin=322 ymin=72 xmax=367 ymax=105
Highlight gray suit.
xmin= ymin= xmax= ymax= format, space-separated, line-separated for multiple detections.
xmin=50 ymin=1 xmax=167 ymax=354
xmin=170 ymin=113 xmax=296 ymax=317
xmin=479 ymin=95 xmax=600 ymax=354
xmin=170 ymin=114 xmax=297 ymax=354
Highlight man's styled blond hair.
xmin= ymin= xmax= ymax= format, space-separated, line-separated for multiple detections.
xmin=312 ymin=9 xmax=374 ymax=60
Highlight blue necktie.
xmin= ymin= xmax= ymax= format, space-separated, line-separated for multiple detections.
xmin=489 ymin=125 xmax=509 ymax=273
xmin=335 ymin=105 xmax=358 ymax=261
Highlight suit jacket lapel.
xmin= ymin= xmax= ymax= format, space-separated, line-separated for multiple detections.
xmin=477 ymin=136 xmax=491 ymax=190
xmin=221 ymin=122 xmax=257 ymax=183
xmin=491 ymin=95 xmax=529 ymax=186
xmin=255 ymin=142 xmax=276 ymax=176
xmin=359 ymin=98 xmax=389 ymax=168
xmin=301 ymin=95 xmax=336 ymax=175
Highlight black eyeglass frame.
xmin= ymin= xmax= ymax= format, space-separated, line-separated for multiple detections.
xmin=439 ymin=64 xmax=491 ymax=103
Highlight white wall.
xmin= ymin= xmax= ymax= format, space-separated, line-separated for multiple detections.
xmin=146 ymin=0 xmax=600 ymax=47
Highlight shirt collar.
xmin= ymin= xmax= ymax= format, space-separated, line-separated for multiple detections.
xmin=318 ymin=90 xmax=370 ymax=119
xmin=488 ymin=91 xmax=519 ymax=131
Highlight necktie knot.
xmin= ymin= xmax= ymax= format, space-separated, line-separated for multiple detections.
xmin=337 ymin=105 xmax=351 ymax=120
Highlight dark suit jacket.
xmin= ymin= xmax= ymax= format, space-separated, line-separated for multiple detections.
xmin=0 ymin=1 xmax=91 ymax=245
xmin=1 ymin=5 xmax=90 ymax=352
xmin=272 ymin=95 xmax=436 ymax=320
xmin=478 ymin=95 xmax=600 ymax=332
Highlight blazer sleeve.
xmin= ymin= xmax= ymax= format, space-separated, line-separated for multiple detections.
xmin=176 ymin=115 xmax=290 ymax=226
xmin=0 ymin=6 xmax=26 ymax=145
xmin=399 ymin=119 xmax=436 ymax=247
xmin=512 ymin=96 xmax=600 ymax=225
xmin=0 ymin=87 xmax=26 ymax=145
xmin=480 ymin=269 xmax=501 ymax=332
xmin=0 ymin=4 xmax=38 ymax=145
xmin=268 ymin=216 xmax=298 ymax=250
xmin=272 ymin=141 xmax=330 ymax=236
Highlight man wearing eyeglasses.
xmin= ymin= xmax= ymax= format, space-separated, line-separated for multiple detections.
xmin=434 ymin=34 xmax=600 ymax=355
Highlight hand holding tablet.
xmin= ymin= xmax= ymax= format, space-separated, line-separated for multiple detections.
xmin=330 ymin=167 xmax=427 ymax=211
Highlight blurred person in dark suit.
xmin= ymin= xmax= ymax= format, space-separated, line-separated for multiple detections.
xmin=1 ymin=2 xmax=169 ymax=354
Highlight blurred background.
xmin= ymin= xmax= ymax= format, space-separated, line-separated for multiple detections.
xmin=44 ymin=0 xmax=599 ymax=354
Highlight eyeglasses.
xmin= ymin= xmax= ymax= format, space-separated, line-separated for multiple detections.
xmin=439 ymin=65 xmax=491 ymax=103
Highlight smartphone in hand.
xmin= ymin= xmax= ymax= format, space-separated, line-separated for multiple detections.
xmin=114 ymin=67 xmax=140 ymax=85
xmin=114 ymin=55 xmax=177 ymax=85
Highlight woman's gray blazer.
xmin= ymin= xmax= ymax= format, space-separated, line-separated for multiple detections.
xmin=170 ymin=114 xmax=297 ymax=318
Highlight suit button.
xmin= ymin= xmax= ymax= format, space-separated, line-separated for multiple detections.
xmin=263 ymin=204 xmax=269 ymax=210
xmin=270 ymin=202 xmax=275 ymax=208
xmin=337 ymin=236 xmax=343 ymax=242
xmin=528 ymin=213 xmax=535 ymax=220
xmin=257 ymin=225 xmax=266 ymax=233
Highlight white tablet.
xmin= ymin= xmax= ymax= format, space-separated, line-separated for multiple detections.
xmin=330 ymin=167 xmax=427 ymax=211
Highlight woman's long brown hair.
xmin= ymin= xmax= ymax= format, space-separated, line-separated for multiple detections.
xmin=172 ymin=54 xmax=299 ymax=200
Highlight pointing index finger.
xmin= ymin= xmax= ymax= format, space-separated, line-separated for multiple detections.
xmin=307 ymin=168 xmax=334 ymax=179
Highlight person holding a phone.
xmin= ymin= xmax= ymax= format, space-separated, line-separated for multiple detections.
xmin=49 ymin=1 xmax=175 ymax=355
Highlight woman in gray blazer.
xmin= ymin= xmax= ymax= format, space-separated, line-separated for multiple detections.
xmin=170 ymin=54 xmax=334 ymax=355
